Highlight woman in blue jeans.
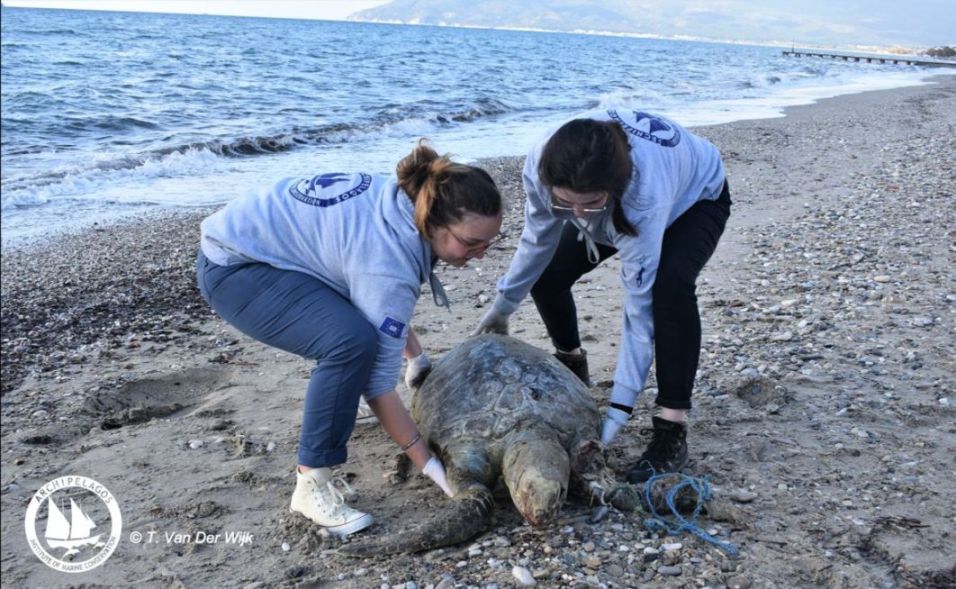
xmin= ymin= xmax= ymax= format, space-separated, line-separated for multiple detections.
xmin=475 ymin=110 xmax=731 ymax=484
xmin=197 ymin=141 xmax=502 ymax=537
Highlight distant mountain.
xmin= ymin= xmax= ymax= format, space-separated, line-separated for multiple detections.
xmin=350 ymin=0 xmax=670 ymax=36
xmin=349 ymin=0 xmax=955 ymax=48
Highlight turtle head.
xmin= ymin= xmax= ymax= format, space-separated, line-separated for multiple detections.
xmin=502 ymin=428 xmax=570 ymax=527
xmin=511 ymin=474 xmax=567 ymax=527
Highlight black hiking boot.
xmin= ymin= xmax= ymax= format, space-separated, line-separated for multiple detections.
xmin=625 ymin=416 xmax=688 ymax=483
xmin=553 ymin=349 xmax=591 ymax=386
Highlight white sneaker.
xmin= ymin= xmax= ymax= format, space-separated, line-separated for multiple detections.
xmin=289 ymin=468 xmax=373 ymax=536
xmin=355 ymin=399 xmax=377 ymax=423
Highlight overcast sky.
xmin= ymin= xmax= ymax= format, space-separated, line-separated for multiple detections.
xmin=2 ymin=0 xmax=393 ymax=21
xmin=3 ymin=0 xmax=953 ymax=47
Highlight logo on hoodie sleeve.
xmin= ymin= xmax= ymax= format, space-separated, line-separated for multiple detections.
xmin=379 ymin=317 xmax=406 ymax=339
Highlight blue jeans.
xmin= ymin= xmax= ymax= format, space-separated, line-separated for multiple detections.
xmin=196 ymin=251 xmax=377 ymax=468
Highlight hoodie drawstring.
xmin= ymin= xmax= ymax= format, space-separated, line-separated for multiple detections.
xmin=429 ymin=271 xmax=451 ymax=311
xmin=421 ymin=238 xmax=451 ymax=311
xmin=570 ymin=217 xmax=601 ymax=265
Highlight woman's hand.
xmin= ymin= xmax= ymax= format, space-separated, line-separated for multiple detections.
xmin=601 ymin=406 xmax=631 ymax=446
xmin=404 ymin=352 xmax=432 ymax=389
xmin=403 ymin=327 xmax=432 ymax=388
xmin=422 ymin=456 xmax=454 ymax=497
xmin=472 ymin=308 xmax=509 ymax=336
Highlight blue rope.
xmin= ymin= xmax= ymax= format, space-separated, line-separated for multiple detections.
xmin=642 ymin=471 xmax=738 ymax=557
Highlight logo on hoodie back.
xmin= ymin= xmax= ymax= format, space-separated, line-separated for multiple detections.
xmin=608 ymin=110 xmax=681 ymax=148
xmin=289 ymin=173 xmax=372 ymax=207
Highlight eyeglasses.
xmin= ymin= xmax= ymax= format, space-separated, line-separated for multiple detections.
xmin=447 ymin=226 xmax=503 ymax=254
xmin=549 ymin=191 xmax=609 ymax=215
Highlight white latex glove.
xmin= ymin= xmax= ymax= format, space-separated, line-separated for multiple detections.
xmin=600 ymin=407 xmax=631 ymax=446
xmin=404 ymin=352 xmax=432 ymax=389
xmin=422 ymin=456 xmax=454 ymax=497
xmin=472 ymin=308 xmax=509 ymax=336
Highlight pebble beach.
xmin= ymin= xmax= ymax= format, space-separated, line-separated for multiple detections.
xmin=1 ymin=75 xmax=954 ymax=588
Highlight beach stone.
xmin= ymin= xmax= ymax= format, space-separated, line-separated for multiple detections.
xmin=435 ymin=577 xmax=455 ymax=589
xmin=658 ymin=565 xmax=683 ymax=576
xmin=726 ymin=576 xmax=752 ymax=589
xmin=512 ymin=566 xmax=535 ymax=586
xmin=732 ymin=490 xmax=758 ymax=503
xmin=662 ymin=551 xmax=681 ymax=565
xmin=770 ymin=331 xmax=793 ymax=342
xmin=492 ymin=535 xmax=511 ymax=547
xmin=606 ymin=564 xmax=625 ymax=577
xmin=207 ymin=419 xmax=231 ymax=431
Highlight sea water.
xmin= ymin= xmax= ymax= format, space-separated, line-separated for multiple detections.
xmin=1 ymin=7 xmax=946 ymax=245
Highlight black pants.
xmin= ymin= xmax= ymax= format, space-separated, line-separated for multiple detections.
xmin=530 ymin=182 xmax=731 ymax=410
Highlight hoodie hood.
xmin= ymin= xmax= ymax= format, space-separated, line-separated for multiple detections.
xmin=382 ymin=180 xmax=449 ymax=309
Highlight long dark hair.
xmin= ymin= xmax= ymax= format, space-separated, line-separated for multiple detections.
xmin=396 ymin=140 xmax=501 ymax=238
xmin=538 ymin=119 xmax=637 ymax=236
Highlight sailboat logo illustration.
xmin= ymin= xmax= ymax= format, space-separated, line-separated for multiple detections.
xmin=44 ymin=497 xmax=106 ymax=558
xmin=25 ymin=475 xmax=123 ymax=573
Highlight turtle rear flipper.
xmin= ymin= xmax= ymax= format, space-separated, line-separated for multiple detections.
xmin=339 ymin=441 xmax=497 ymax=556
xmin=337 ymin=484 xmax=494 ymax=557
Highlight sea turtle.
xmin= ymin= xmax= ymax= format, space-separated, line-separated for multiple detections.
xmin=341 ymin=334 xmax=637 ymax=556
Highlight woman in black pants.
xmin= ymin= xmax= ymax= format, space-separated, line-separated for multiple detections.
xmin=474 ymin=109 xmax=731 ymax=482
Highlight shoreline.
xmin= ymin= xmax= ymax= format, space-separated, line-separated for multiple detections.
xmin=3 ymin=72 xmax=953 ymax=252
xmin=2 ymin=75 xmax=954 ymax=587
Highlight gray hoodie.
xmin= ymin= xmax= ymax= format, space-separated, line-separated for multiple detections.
xmin=492 ymin=109 xmax=725 ymax=409
xmin=200 ymin=172 xmax=437 ymax=399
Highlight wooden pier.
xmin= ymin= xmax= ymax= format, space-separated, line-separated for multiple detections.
xmin=782 ymin=50 xmax=955 ymax=68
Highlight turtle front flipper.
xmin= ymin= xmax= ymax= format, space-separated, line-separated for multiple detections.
xmin=502 ymin=425 xmax=570 ymax=527
xmin=567 ymin=438 xmax=643 ymax=513
xmin=567 ymin=437 xmax=611 ymax=505
xmin=339 ymin=441 xmax=496 ymax=557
